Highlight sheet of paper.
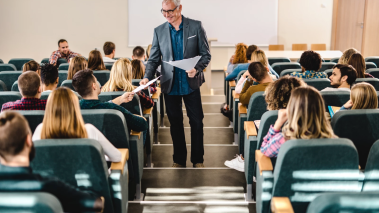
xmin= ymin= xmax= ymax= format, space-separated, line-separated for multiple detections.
xmin=133 ymin=76 xmax=160 ymax=93
xmin=163 ymin=56 xmax=202 ymax=71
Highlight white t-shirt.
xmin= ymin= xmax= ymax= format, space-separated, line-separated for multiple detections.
xmin=32 ymin=123 xmax=121 ymax=162
xmin=103 ymin=56 xmax=116 ymax=64
xmin=321 ymin=87 xmax=351 ymax=92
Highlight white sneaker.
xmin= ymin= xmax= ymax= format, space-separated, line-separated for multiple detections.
xmin=224 ymin=154 xmax=245 ymax=172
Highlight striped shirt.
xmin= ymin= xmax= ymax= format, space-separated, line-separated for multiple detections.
xmin=260 ymin=125 xmax=286 ymax=158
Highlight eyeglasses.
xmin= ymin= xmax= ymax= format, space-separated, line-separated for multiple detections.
xmin=161 ymin=6 xmax=178 ymax=15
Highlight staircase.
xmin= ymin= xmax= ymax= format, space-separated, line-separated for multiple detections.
xmin=129 ymin=72 xmax=255 ymax=213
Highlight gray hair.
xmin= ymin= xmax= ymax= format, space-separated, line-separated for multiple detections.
xmin=162 ymin=0 xmax=181 ymax=7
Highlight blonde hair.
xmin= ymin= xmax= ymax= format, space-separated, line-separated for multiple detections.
xmin=41 ymin=87 xmax=88 ymax=139
xmin=68 ymin=56 xmax=88 ymax=80
xmin=282 ymin=86 xmax=336 ymax=140
xmin=146 ymin=44 xmax=152 ymax=59
xmin=351 ymin=82 xmax=378 ymax=109
xmin=251 ymin=50 xmax=269 ymax=68
xmin=338 ymin=48 xmax=359 ymax=64
xmin=101 ymin=58 xmax=135 ymax=92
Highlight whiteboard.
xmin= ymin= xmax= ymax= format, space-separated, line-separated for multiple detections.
xmin=128 ymin=0 xmax=278 ymax=47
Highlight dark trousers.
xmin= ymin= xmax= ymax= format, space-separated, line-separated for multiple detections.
xmin=164 ymin=89 xmax=204 ymax=165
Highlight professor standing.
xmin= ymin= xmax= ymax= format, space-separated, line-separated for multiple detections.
xmin=140 ymin=0 xmax=211 ymax=168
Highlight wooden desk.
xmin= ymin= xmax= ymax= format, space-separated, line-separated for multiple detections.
xmin=265 ymin=50 xmax=343 ymax=60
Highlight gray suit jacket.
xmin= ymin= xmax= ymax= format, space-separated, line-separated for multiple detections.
xmin=144 ymin=16 xmax=211 ymax=94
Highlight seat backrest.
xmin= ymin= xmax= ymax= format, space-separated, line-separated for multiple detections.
xmin=58 ymin=63 xmax=70 ymax=71
xmin=93 ymin=71 xmax=110 ymax=86
xmin=40 ymin=91 xmax=82 ymax=100
xmin=268 ymin=45 xmax=284 ymax=51
xmin=0 ymin=192 xmax=63 ymax=213
xmin=41 ymin=58 xmax=49 ymax=64
xmin=363 ymin=140 xmax=379 ymax=192
xmin=311 ymin=43 xmax=326 ymax=51
xmin=31 ymin=139 xmax=114 ymax=213
xmin=132 ymin=79 xmax=142 ymax=87
xmin=0 ymin=71 xmax=22 ymax=91
xmin=0 ymin=59 xmax=3 ymax=64
xmin=247 ymin=92 xmax=267 ymax=121
xmin=320 ymin=62 xmax=336 ymax=72
xmin=0 ymin=92 xmax=22 ymax=107
xmin=365 ymin=57 xmax=379 ymax=67
xmin=81 ymin=109 xmax=130 ymax=148
xmin=366 ymin=62 xmax=378 ymax=70
xmin=60 ymin=80 xmax=75 ymax=91
xmin=272 ymin=138 xmax=360 ymax=212
xmin=366 ymin=68 xmax=379 ymax=78
xmin=8 ymin=58 xmax=34 ymax=70
xmin=17 ymin=110 xmax=45 ymax=133
xmin=0 ymin=80 xmax=6 ymax=91
xmin=105 ymin=63 xmax=113 ymax=70
xmin=306 ymin=192 xmax=379 ymax=213
xmin=11 ymin=81 xmax=19 ymax=92
xmin=0 ymin=64 xmax=17 ymax=72
xmin=303 ymin=78 xmax=331 ymax=91
xmin=280 ymin=69 xmax=302 ymax=77
xmin=58 ymin=71 xmax=68 ymax=86
xmin=355 ymin=78 xmax=379 ymax=90
xmin=98 ymin=92 xmax=142 ymax=115
xmin=236 ymin=70 xmax=246 ymax=81
xmin=292 ymin=44 xmax=307 ymax=51
xmin=256 ymin=110 xmax=278 ymax=147
xmin=267 ymin=57 xmax=291 ymax=66
xmin=271 ymin=62 xmax=301 ymax=76
xmin=324 ymin=69 xmax=333 ymax=77
xmin=320 ymin=91 xmax=350 ymax=111
xmin=331 ymin=109 xmax=379 ymax=169
xmin=330 ymin=57 xmax=340 ymax=63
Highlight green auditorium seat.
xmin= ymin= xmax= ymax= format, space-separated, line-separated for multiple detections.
xmin=324 ymin=69 xmax=333 ymax=77
xmin=0 ymin=64 xmax=17 ymax=72
xmin=366 ymin=57 xmax=379 ymax=67
xmin=11 ymin=81 xmax=19 ymax=92
xmin=271 ymin=62 xmax=301 ymax=76
xmin=0 ymin=92 xmax=22 ymax=107
xmin=303 ymin=79 xmax=331 ymax=90
xmin=320 ymin=91 xmax=350 ymax=111
xmin=8 ymin=58 xmax=34 ymax=70
xmin=268 ymin=57 xmax=291 ymax=66
xmin=366 ymin=62 xmax=377 ymax=70
xmin=81 ymin=109 xmax=143 ymax=200
xmin=132 ymin=79 xmax=150 ymax=97
xmin=236 ymin=70 xmax=246 ymax=81
xmin=105 ymin=63 xmax=113 ymax=70
xmin=279 ymin=69 xmax=302 ymax=77
xmin=331 ymin=109 xmax=379 ymax=169
xmin=244 ymin=110 xmax=278 ymax=201
xmin=31 ymin=139 xmax=129 ymax=213
xmin=237 ymin=92 xmax=267 ymax=155
xmin=330 ymin=57 xmax=340 ymax=63
xmin=60 ymin=80 xmax=75 ymax=90
xmin=41 ymin=58 xmax=49 ymax=64
xmin=320 ymin=62 xmax=336 ymax=72
xmin=0 ymin=80 xmax=6 ymax=91
xmin=355 ymin=78 xmax=379 ymax=90
xmin=366 ymin=68 xmax=379 ymax=78
xmin=58 ymin=71 xmax=68 ymax=86
xmin=17 ymin=111 xmax=45 ymax=133
xmin=363 ymin=140 xmax=379 ymax=192
xmin=0 ymin=71 xmax=22 ymax=91
xmin=0 ymin=192 xmax=63 ymax=213
xmin=255 ymin=138 xmax=361 ymax=213
xmin=41 ymin=58 xmax=67 ymax=66
xmin=114 ymin=57 xmax=132 ymax=61
xmin=0 ymin=59 xmax=3 ymax=64
xmin=58 ymin=63 xmax=69 ymax=71
xmin=93 ymin=71 xmax=110 ymax=86
xmin=40 ymin=91 xmax=82 ymax=100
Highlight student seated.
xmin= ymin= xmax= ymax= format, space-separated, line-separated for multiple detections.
xmin=348 ymin=53 xmax=374 ymax=78
xmin=40 ymin=63 xmax=59 ymax=92
xmin=1 ymin=72 xmax=46 ymax=112
xmin=225 ymin=43 xmax=249 ymax=74
xmin=239 ymin=62 xmax=274 ymax=106
xmin=132 ymin=46 xmax=147 ymax=66
xmin=32 ymin=87 xmax=122 ymax=162
xmin=102 ymin=58 xmax=154 ymax=109
xmin=49 ymin=39 xmax=81 ymax=65
xmin=131 ymin=59 xmax=157 ymax=94
xmin=340 ymin=82 xmax=378 ymax=110
xmin=23 ymin=60 xmax=40 ymax=75
xmin=103 ymin=41 xmax=117 ymax=64
xmin=67 ymin=56 xmax=88 ymax=80
xmin=72 ymin=69 xmax=148 ymax=133
xmin=322 ymin=64 xmax=357 ymax=92
xmin=0 ymin=111 xmax=104 ymax=212
xmin=290 ymin=50 xmax=327 ymax=79
xmin=225 ymin=76 xmax=305 ymax=172
xmin=146 ymin=44 xmax=152 ymax=60
xmin=338 ymin=48 xmax=358 ymax=64
xmin=260 ymin=86 xmax=337 ymax=157
xmin=88 ymin=50 xmax=107 ymax=71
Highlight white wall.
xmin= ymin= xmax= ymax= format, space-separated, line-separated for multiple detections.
xmin=0 ymin=0 xmax=333 ymax=70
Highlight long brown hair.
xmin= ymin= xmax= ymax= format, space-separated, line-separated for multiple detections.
xmin=232 ymin=43 xmax=248 ymax=64
xmin=338 ymin=48 xmax=358 ymax=64
xmin=351 ymin=82 xmax=378 ymax=109
xmin=88 ymin=50 xmax=107 ymax=71
xmin=131 ymin=59 xmax=145 ymax=79
xmin=23 ymin=60 xmax=40 ymax=75
xmin=41 ymin=87 xmax=88 ymax=139
xmin=101 ymin=58 xmax=135 ymax=92
xmin=347 ymin=53 xmax=366 ymax=78
xmin=67 ymin=56 xmax=88 ymax=80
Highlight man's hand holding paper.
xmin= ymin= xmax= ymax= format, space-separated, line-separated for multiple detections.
xmin=186 ymin=68 xmax=197 ymax=78
xmin=163 ymin=56 xmax=202 ymax=78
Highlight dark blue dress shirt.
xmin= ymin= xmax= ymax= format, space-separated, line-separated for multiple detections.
xmin=168 ymin=19 xmax=194 ymax=96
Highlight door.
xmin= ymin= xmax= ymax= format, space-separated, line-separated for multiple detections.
xmin=362 ymin=0 xmax=379 ymax=57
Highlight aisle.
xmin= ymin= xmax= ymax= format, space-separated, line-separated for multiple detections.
xmin=129 ymin=72 xmax=256 ymax=213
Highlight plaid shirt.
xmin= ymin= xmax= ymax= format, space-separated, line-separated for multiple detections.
xmin=290 ymin=70 xmax=328 ymax=79
xmin=49 ymin=50 xmax=80 ymax=65
xmin=116 ymin=88 xmax=154 ymax=109
xmin=1 ymin=98 xmax=47 ymax=112
xmin=260 ymin=125 xmax=286 ymax=158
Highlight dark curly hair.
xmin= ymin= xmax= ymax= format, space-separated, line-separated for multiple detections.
xmin=265 ymin=76 xmax=306 ymax=110
xmin=299 ymin=50 xmax=322 ymax=71
xmin=40 ymin=63 xmax=58 ymax=86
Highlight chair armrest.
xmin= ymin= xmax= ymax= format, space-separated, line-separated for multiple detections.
xmin=233 ymin=90 xmax=240 ymax=99
xmin=271 ymin=197 xmax=294 ymax=213
xmin=229 ymin=81 xmax=236 ymax=87
xmin=244 ymin=121 xmax=257 ymax=137
xmin=255 ymin=150 xmax=273 ymax=175
xmin=239 ymin=103 xmax=247 ymax=116
xmin=130 ymin=130 xmax=141 ymax=139
xmin=152 ymin=87 xmax=161 ymax=100
xmin=143 ymin=107 xmax=153 ymax=115
xmin=110 ymin=149 xmax=129 ymax=173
